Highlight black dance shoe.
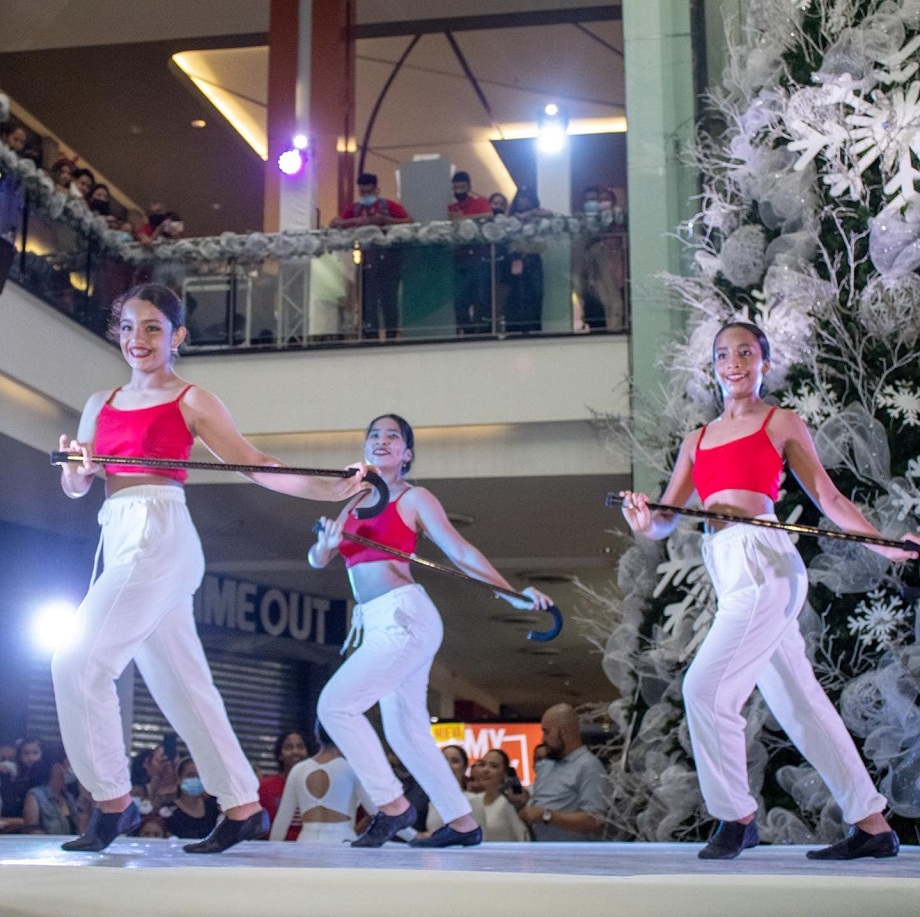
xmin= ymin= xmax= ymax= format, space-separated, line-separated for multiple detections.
xmin=351 ymin=805 xmax=417 ymax=848
xmin=61 ymin=801 xmax=141 ymax=852
xmin=698 ymin=819 xmax=760 ymax=860
xmin=806 ymin=827 xmax=899 ymax=860
xmin=183 ymin=809 xmax=269 ymax=854
xmin=408 ymin=824 xmax=483 ymax=848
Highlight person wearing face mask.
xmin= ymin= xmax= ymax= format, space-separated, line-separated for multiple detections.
xmin=447 ymin=171 xmax=494 ymax=335
xmin=330 ymin=173 xmax=412 ymax=341
xmin=163 ymin=757 xmax=220 ymax=839
xmin=573 ymin=185 xmax=627 ymax=332
xmin=87 ymin=183 xmax=112 ymax=217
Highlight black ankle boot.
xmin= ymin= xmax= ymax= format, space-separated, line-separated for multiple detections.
xmin=61 ymin=802 xmax=140 ymax=852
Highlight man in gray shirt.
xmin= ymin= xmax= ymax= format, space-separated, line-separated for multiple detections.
xmin=518 ymin=703 xmax=607 ymax=841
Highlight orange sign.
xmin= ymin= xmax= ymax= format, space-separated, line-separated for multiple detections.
xmin=431 ymin=721 xmax=543 ymax=786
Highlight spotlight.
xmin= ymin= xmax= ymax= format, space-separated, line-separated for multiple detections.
xmin=278 ymin=149 xmax=304 ymax=176
xmin=32 ymin=600 xmax=80 ymax=654
xmin=278 ymin=134 xmax=309 ymax=175
xmin=537 ymin=103 xmax=569 ymax=155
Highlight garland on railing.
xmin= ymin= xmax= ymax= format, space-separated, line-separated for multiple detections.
xmin=1 ymin=139 xmax=621 ymax=265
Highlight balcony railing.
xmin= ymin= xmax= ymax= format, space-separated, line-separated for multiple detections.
xmin=1 ymin=159 xmax=629 ymax=353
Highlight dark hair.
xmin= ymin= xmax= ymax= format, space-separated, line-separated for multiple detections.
xmin=713 ymin=320 xmax=771 ymax=361
xmin=485 ymin=747 xmax=511 ymax=774
xmin=314 ymin=721 xmax=335 ymax=748
xmin=451 ymin=171 xmax=471 ymax=184
xmin=272 ymin=731 xmax=304 ymax=766
xmin=366 ymin=414 xmax=415 ymax=475
xmin=89 ymin=182 xmax=110 ymax=199
xmin=443 ymin=744 xmax=469 ymax=768
xmin=72 ymin=167 xmax=95 ymax=184
xmin=582 ymin=185 xmax=600 ymax=196
xmin=107 ymin=283 xmax=185 ymax=342
xmin=28 ymin=742 xmax=67 ymax=788
xmin=175 ymin=756 xmax=196 ymax=782
xmin=130 ymin=748 xmax=154 ymax=786
xmin=713 ymin=320 xmax=771 ymax=397
xmin=356 ymin=173 xmax=378 ymax=186
xmin=509 ymin=186 xmax=540 ymax=214
xmin=16 ymin=737 xmax=43 ymax=769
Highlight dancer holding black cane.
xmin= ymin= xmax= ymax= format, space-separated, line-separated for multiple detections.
xmin=309 ymin=413 xmax=554 ymax=848
xmin=53 ymin=283 xmax=373 ymax=855
xmin=619 ymin=320 xmax=920 ymax=861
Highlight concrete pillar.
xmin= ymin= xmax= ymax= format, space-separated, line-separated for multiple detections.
xmin=264 ymin=0 xmax=355 ymax=231
xmin=622 ymin=0 xmax=699 ymax=491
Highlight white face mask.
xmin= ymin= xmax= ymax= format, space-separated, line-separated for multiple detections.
xmin=0 ymin=760 xmax=17 ymax=779
xmin=583 ymin=200 xmax=599 ymax=213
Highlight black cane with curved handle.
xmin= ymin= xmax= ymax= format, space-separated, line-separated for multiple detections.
xmin=311 ymin=521 xmax=564 ymax=642
xmin=50 ymin=451 xmax=389 ymax=519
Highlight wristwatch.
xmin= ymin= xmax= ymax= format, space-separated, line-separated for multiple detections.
xmin=541 ymin=809 xmax=553 ymax=824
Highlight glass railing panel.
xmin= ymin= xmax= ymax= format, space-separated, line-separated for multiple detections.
xmin=4 ymin=151 xmax=632 ymax=353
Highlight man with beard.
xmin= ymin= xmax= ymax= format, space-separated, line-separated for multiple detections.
xmin=518 ymin=703 xmax=607 ymax=841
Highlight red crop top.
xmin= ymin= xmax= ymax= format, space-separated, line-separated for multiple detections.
xmin=339 ymin=491 xmax=418 ymax=568
xmin=94 ymin=385 xmax=195 ymax=482
xmin=692 ymin=407 xmax=783 ymax=502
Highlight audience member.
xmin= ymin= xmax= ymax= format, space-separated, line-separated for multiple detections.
xmin=50 ymin=157 xmax=74 ymax=195
xmin=442 ymin=745 xmax=469 ymax=790
xmin=488 ymin=192 xmax=508 ymax=216
xmin=448 ymin=170 xmax=493 ymax=335
xmin=0 ymin=738 xmax=43 ymax=823
xmin=574 ymin=185 xmax=627 ymax=332
xmin=133 ymin=812 xmax=168 ymax=838
xmin=0 ymin=741 xmax=25 ymax=831
xmin=70 ymin=168 xmax=96 ymax=203
xmin=22 ymin=743 xmax=82 ymax=836
xmin=71 ymin=167 xmax=95 ymax=202
xmin=136 ymin=201 xmax=184 ymax=246
xmin=0 ymin=123 xmax=28 ymax=154
xmin=505 ymin=186 xmax=551 ymax=335
xmin=465 ymin=759 xmax=487 ymax=794
xmin=270 ymin=723 xmax=407 ymax=845
xmin=533 ymin=743 xmax=549 ymax=766
xmin=130 ymin=743 xmax=179 ymax=814
xmin=259 ymin=731 xmax=308 ymax=841
xmin=330 ymin=172 xmax=412 ymax=341
xmin=518 ymin=704 xmax=607 ymax=841
xmin=87 ymin=183 xmax=112 ymax=217
xmin=162 ymin=757 xmax=220 ymax=840
xmin=469 ymin=748 xmax=530 ymax=842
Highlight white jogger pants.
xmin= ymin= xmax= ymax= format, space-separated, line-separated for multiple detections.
xmin=684 ymin=519 xmax=887 ymax=824
xmin=51 ymin=486 xmax=258 ymax=810
xmin=317 ymin=584 xmax=472 ymax=824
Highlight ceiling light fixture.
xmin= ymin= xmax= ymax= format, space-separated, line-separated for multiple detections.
xmin=536 ymin=102 xmax=569 ymax=154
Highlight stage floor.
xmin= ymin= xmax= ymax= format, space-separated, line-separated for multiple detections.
xmin=1 ymin=836 xmax=918 ymax=916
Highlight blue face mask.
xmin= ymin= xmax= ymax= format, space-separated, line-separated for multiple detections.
xmin=359 ymin=195 xmax=378 ymax=207
xmin=583 ymin=200 xmax=599 ymax=214
xmin=181 ymin=777 xmax=205 ymax=797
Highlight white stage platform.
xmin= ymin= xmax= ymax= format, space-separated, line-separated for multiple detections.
xmin=1 ymin=836 xmax=918 ymax=916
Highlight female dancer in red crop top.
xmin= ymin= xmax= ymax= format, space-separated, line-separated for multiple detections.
xmin=309 ymin=413 xmax=553 ymax=848
xmin=54 ymin=283 xmax=370 ymax=855
xmin=620 ymin=321 xmax=920 ymax=861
